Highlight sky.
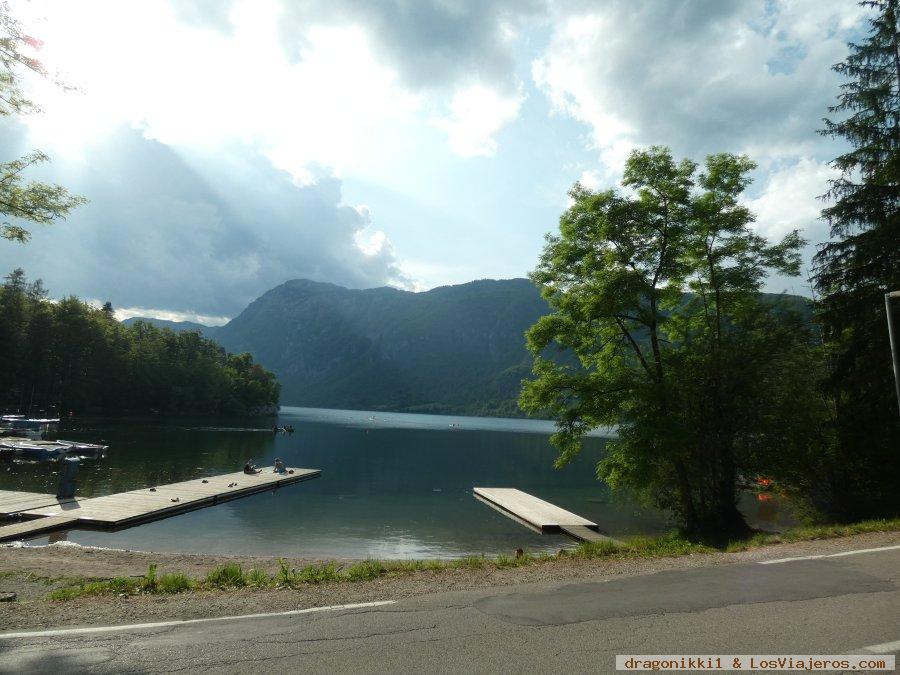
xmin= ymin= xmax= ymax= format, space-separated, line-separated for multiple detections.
xmin=0 ymin=0 xmax=869 ymax=324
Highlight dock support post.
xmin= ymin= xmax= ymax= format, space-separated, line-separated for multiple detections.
xmin=56 ymin=457 xmax=79 ymax=500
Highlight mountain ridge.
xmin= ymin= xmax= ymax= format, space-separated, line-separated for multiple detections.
xmin=124 ymin=278 xmax=811 ymax=417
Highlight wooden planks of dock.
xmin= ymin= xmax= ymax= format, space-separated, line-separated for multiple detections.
xmin=0 ymin=490 xmax=73 ymax=514
xmin=0 ymin=466 xmax=320 ymax=542
xmin=473 ymin=487 xmax=617 ymax=543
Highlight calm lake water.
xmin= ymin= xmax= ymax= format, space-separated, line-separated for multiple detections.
xmin=0 ymin=407 xmax=789 ymax=558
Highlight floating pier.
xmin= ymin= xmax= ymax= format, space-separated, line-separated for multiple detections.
xmin=0 ymin=466 xmax=320 ymax=543
xmin=473 ymin=487 xmax=617 ymax=543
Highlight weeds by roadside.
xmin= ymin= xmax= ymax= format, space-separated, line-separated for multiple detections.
xmin=44 ymin=517 xmax=900 ymax=601
xmin=724 ymin=517 xmax=900 ymax=552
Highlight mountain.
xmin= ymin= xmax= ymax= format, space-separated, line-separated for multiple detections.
xmin=122 ymin=316 xmax=219 ymax=339
xmin=124 ymin=279 xmax=813 ymax=417
xmin=211 ymin=278 xmax=548 ymax=416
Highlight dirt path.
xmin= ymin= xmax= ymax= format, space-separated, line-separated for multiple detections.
xmin=1 ymin=530 xmax=898 ymax=631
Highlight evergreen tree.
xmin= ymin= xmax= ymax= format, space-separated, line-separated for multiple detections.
xmin=812 ymin=0 xmax=900 ymax=519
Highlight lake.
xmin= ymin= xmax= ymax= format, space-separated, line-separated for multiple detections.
xmin=0 ymin=407 xmax=789 ymax=558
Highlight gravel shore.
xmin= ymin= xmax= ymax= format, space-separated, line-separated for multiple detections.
xmin=1 ymin=530 xmax=898 ymax=632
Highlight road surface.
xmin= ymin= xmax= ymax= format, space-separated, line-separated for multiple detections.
xmin=1 ymin=545 xmax=898 ymax=673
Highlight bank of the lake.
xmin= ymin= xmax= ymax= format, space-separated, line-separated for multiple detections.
xmin=1 ymin=528 xmax=898 ymax=632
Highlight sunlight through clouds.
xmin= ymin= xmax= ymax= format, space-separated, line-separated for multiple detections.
xmin=434 ymin=83 xmax=524 ymax=157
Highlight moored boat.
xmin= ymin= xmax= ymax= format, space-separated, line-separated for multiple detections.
xmin=55 ymin=440 xmax=108 ymax=458
xmin=0 ymin=415 xmax=60 ymax=436
xmin=0 ymin=439 xmax=67 ymax=461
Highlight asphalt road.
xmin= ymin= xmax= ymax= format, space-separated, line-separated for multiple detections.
xmin=1 ymin=546 xmax=898 ymax=674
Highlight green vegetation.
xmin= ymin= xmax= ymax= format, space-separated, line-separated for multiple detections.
xmin=808 ymin=0 xmax=900 ymax=521
xmin=44 ymin=519 xmax=900 ymax=601
xmin=0 ymin=270 xmax=280 ymax=416
xmin=521 ymin=146 xmax=812 ymax=541
xmin=726 ymin=518 xmax=900 ymax=552
xmin=520 ymin=2 xmax=900 ymax=539
xmin=205 ymin=563 xmax=247 ymax=589
xmin=210 ymin=277 xmax=550 ymax=417
xmin=0 ymin=6 xmax=86 ymax=244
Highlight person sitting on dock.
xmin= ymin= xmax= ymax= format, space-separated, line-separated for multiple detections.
xmin=273 ymin=458 xmax=287 ymax=474
xmin=243 ymin=459 xmax=261 ymax=475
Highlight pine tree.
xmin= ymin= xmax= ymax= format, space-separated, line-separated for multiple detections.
xmin=813 ymin=0 xmax=900 ymax=519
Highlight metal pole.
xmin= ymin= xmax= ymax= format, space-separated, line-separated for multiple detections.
xmin=886 ymin=291 xmax=900 ymax=418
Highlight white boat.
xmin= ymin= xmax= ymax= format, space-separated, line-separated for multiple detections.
xmin=0 ymin=439 xmax=67 ymax=461
xmin=0 ymin=415 xmax=60 ymax=434
xmin=55 ymin=440 xmax=108 ymax=457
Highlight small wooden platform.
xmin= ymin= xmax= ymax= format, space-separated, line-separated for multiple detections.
xmin=473 ymin=487 xmax=617 ymax=543
xmin=0 ymin=515 xmax=79 ymax=542
xmin=0 ymin=490 xmax=73 ymax=514
xmin=0 ymin=466 xmax=320 ymax=542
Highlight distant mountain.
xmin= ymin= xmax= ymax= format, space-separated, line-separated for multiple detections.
xmin=212 ymin=278 xmax=549 ymax=416
xmin=122 ymin=316 xmax=219 ymax=339
xmin=124 ymin=280 xmax=813 ymax=417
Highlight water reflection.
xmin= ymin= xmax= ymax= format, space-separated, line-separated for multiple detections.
xmin=1 ymin=407 xmax=792 ymax=558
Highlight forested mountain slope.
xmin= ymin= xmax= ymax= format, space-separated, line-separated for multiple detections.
xmin=127 ymin=278 xmax=810 ymax=417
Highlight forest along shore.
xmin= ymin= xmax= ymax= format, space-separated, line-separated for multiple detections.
xmin=1 ymin=530 xmax=898 ymax=631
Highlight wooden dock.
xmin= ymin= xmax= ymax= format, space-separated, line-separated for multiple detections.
xmin=0 ymin=466 xmax=320 ymax=543
xmin=473 ymin=487 xmax=617 ymax=543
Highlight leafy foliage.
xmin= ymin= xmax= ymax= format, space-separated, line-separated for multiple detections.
xmin=809 ymin=0 xmax=900 ymax=520
xmin=0 ymin=3 xmax=86 ymax=243
xmin=0 ymin=269 xmax=279 ymax=416
xmin=520 ymin=147 xmax=814 ymax=540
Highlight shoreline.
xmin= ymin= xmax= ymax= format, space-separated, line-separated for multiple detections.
xmin=1 ymin=528 xmax=898 ymax=632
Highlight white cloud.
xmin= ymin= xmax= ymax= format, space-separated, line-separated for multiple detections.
xmin=434 ymin=83 xmax=524 ymax=157
xmin=744 ymin=157 xmax=837 ymax=240
xmin=532 ymin=0 xmax=866 ymax=174
xmin=112 ymin=306 xmax=231 ymax=326
xmin=16 ymin=0 xmax=421 ymax=180
xmin=577 ymin=169 xmax=602 ymax=191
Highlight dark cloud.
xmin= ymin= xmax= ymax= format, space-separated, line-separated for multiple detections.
xmin=172 ymin=0 xmax=545 ymax=93
xmin=0 ymin=125 xmax=406 ymax=317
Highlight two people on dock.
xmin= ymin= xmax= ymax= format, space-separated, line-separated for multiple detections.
xmin=244 ymin=458 xmax=288 ymax=474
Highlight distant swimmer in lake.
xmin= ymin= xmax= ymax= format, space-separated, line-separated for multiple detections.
xmin=273 ymin=458 xmax=287 ymax=474
xmin=244 ymin=459 xmax=261 ymax=475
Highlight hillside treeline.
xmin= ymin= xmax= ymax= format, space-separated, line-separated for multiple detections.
xmin=0 ymin=269 xmax=280 ymax=417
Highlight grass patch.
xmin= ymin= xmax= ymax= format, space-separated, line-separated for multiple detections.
xmin=296 ymin=563 xmax=341 ymax=584
xmin=451 ymin=554 xmax=487 ymax=570
xmin=571 ymin=533 xmax=713 ymax=560
xmin=344 ymin=559 xmax=385 ymax=582
xmin=726 ymin=517 xmax=900 ymax=552
xmin=49 ymin=576 xmax=140 ymax=601
xmin=246 ymin=568 xmax=271 ymax=588
xmin=206 ymin=563 xmax=246 ymax=589
xmin=45 ymin=517 xmax=900 ymax=600
xmin=157 ymin=572 xmax=194 ymax=594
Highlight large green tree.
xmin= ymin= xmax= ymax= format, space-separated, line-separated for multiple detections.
xmin=811 ymin=0 xmax=900 ymax=519
xmin=0 ymin=1 xmax=85 ymax=243
xmin=521 ymin=147 xmax=811 ymax=540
